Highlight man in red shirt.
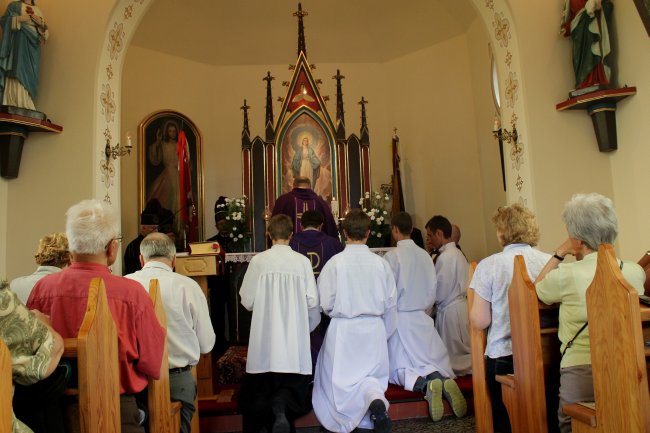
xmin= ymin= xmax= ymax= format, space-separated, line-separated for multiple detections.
xmin=28 ymin=199 xmax=166 ymax=433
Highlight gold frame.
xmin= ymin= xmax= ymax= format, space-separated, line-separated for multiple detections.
xmin=138 ymin=109 xmax=204 ymax=247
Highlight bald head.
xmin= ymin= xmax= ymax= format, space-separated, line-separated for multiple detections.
xmin=451 ymin=224 xmax=461 ymax=244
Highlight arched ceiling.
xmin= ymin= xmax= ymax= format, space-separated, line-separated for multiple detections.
xmin=131 ymin=0 xmax=478 ymax=66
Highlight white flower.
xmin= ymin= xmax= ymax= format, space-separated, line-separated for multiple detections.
xmin=383 ymin=210 xmax=387 ymax=215
xmin=226 ymin=216 xmax=230 ymax=220
xmin=359 ymin=198 xmax=364 ymax=205
xmin=378 ymin=217 xmax=383 ymax=222
xmin=225 ymin=198 xmax=231 ymax=203
xmin=375 ymin=194 xmax=381 ymax=200
xmin=242 ymin=195 xmax=247 ymax=199
xmin=371 ymin=230 xmax=376 ymax=235
xmin=377 ymin=233 xmax=382 ymax=238
xmin=233 ymin=226 xmax=237 ymax=231
xmin=229 ymin=233 xmax=234 ymax=238
xmin=238 ymin=234 xmax=243 ymax=239
xmin=370 ymin=216 xmax=376 ymax=221
xmin=365 ymin=192 xmax=370 ymax=198
xmin=233 ymin=237 xmax=238 ymax=242
xmin=384 ymin=195 xmax=389 ymax=201
xmin=363 ymin=208 xmax=367 ymax=212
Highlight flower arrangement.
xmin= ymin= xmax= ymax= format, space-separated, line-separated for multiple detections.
xmin=359 ymin=191 xmax=391 ymax=247
xmin=216 ymin=196 xmax=251 ymax=252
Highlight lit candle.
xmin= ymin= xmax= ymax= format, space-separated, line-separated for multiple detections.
xmin=126 ymin=133 xmax=132 ymax=149
xmin=493 ymin=116 xmax=501 ymax=131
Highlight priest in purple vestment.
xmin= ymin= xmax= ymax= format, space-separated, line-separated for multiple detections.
xmin=272 ymin=176 xmax=338 ymax=237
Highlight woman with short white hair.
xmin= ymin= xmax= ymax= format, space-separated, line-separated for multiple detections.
xmin=535 ymin=193 xmax=645 ymax=433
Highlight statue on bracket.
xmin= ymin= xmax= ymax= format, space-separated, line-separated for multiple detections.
xmin=0 ymin=0 xmax=49 ymax=111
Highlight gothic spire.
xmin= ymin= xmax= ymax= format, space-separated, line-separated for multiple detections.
xmin=241 ymin=99 xmax=251 ymax=149
xmin=293 ymin=3 xmax=308 ymax=58
xmin=359 ymin=97 xmax=370 ymax=147
xmin=333 ymin=69 xmax=346 ymax=140
xmin=263 ymin=71 xmax=275 ymax=142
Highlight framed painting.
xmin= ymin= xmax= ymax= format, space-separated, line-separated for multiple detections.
xmin=277 ymin=112 xmax=336 ymax=200
xmin=634 ymin=0 xmax=650 ymax=36
xmin=138 ymin=110 xmax=204 ymax=250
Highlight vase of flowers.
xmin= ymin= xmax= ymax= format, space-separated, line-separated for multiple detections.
xmin=359 ymin=191 xmax=391 ymax=248
xmin=217 ymin=196 xmax=251 ymax=252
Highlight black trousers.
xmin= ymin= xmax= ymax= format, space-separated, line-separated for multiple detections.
xmin=485 ymin=355 xmax=513 ymax=433
xmin=13 ymin=366 xmax=67 ymax=433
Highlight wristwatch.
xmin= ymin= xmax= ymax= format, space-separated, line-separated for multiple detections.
xmin=553 ymin=252 xmax=565 ymax=261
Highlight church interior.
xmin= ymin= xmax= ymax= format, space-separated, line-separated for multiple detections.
xmin=1 ymin=0 xmax=650 ymax=432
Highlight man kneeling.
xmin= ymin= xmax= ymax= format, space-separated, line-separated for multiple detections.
xmin=312 ymin=209 xmax=397 ymax=433
xmin=384 ymin=212 xmax=466 ymax=422
xmin=238 ymin=214 xmax=320 ymax=433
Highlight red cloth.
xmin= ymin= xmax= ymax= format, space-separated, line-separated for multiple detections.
xmin=28 ymin=262 xmax=166 ymax=394
xmin=177 ymin=130 xmax=197 ymax=242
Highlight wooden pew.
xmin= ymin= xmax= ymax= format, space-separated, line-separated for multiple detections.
xmin=62 ymin=278 xmax=120 ymax=433
xmin=0 ymin=339 xmax=12 ymax=433
xmin=467 ymin=262 xmax=494 ymax=433
xmin=495 ymin=256 xmax=560 ymax=433
xmin=563 ymin=244 xmax=650 ymax=433
xmin=147 ymin=279 xmax=183 ymax=433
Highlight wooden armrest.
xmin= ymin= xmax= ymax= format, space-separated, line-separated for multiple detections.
xmin=538 ymin=302 xmax=559 ymax=310
xmin=63 ymin=339 xmax=78 ymax=357
xmin=640 ymin=305 xmax=650 ymax=322
xmin=563 ymin=403 xmax=597 ymax=427
xmin=495 ymin=374 xmax=515 ymax=388
xmin=644 ymin=346 xmax=650 ymax=357
xmin=540 ymin=327 xmax=559 ymax=334
xmin=64 ymin=388 xmax=79 ymax=396
xmin=170 ymin=401 xmax=182 ymax=416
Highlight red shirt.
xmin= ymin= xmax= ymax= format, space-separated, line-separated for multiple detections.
xmin=28 ymin=262 xmax=166 ymax=394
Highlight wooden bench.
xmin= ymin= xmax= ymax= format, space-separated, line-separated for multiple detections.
xmin=563 ymin=244 xmax=650 ymax=433
xmin=495 ymin=256 xmax=560 ymax=433
xmin=62 ymin=278 xmax=120 ymax=433
xmin=0 ymin=338 xmax=12 ymax=433
xmin=467 ymin=262 xmax=494 ymax=433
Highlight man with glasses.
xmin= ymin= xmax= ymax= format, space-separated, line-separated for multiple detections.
xmin=28 ymin=199 xmax=166 ymax=433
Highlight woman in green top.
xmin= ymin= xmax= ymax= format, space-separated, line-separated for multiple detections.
xmin=535 ymin=193 xmax=645 ymax=433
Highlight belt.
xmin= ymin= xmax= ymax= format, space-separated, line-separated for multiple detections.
xmin=169 ymin=366 xmax=191 ymax=374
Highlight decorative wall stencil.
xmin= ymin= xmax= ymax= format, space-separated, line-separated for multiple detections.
xmin=106 ymin=64 xmax=114 ymax=80
xmin=505 ymin=51 xmax=512 ymax=67
xmin=505 ymin=72 xmax=518 ymax=108
xmin=493 ymin=13 xmax=511 ymax=48
xmin=124 ymin=5 xmax=133 ymax=19
xmin=485 ymin=0 xmax=494 ymax=10
xmin=510 ymin=141 xmax=524 ymax=170
xmin=108 ymin=22 xmax=125 ymax=60
xmin=515 ymin=175 xmax=523 ymax=192
xmin=101 ymin=84 xmax=116 ymax=123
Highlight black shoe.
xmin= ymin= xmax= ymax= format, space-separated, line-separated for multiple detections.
xmin=272 ymin=413 xmax=290 ymax=433
xmin=369 ymin=399 xmax=391 ymax=433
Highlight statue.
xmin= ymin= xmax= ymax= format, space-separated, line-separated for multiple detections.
xmin=560 ymin=0 xmax=613 ymax=91
xmin=0 ymin=0 xmax=49 ymax=111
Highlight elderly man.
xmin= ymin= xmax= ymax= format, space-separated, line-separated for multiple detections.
xmin=425 ymin=215 xmax=471 ymax=375
xmin=272 ymin=176 xmax=338 ymax=237
xmin=384 ymin=212 xmax=466 ymax=422
xmin=125 ymin=233 xmax=215 ymax=433
xmin=28 ymin=199 xmax=166 ymax=433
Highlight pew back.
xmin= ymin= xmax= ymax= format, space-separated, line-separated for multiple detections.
xmin=573 ymin=244 xmax=650 ymax=433
xmin=63 ymin=278 xmax=120 ymax=433
xmin=148 ymin=279 xmax=181 ymax=433
xmin=467 ymin=262 xmax=494 ymax=433
xmin=497 ymin=255 xmax=554 ymax=433
xmin=0 ymin=339 xmax=12 ymax=433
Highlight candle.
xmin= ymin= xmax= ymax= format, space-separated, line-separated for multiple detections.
xmin=493 ymin=116 xmax=501 ymax=131
xmin=126 ymin=133 xmax=132 ymax=149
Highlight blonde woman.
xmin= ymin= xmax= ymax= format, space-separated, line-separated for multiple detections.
xmin=10 ymin=233 xmax=70 ymax=304
xmin=469 ymin=204 xmax=551 ymax=433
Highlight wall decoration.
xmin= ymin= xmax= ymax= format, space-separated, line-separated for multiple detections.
xmin=633 ymin=0 xmax=650 ymax=36
xmin=139 ymin=110 xmax=203 ymax=249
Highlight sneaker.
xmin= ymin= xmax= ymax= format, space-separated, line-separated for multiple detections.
xmin=424 ymin=378 xmax=444 ymax=422
xmin=442 ymin=379 xmax=467 ymax=418
xmin=369 ymin=399 xmax=392 ymax=433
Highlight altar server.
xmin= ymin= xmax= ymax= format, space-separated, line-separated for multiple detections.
xmin=238 ymin=214 xmax=320 ymax=433
xmin=312 ymin=209 xmax=397 ymax=433
xmin=384 ymin=212 xmax=466 ymax=422
xmin=425 ymin=215 xmax=472 ymax=375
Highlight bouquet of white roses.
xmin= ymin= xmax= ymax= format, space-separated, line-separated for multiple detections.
xmin=216 ymin=196 xmax=251 ymax=252
xmin=359 ymin=191 xmax=391 ymax=247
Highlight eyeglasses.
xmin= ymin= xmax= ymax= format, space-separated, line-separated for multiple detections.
xmin=105 ymin=235 xmax=123 ymax=250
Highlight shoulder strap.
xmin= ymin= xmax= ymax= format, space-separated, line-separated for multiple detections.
xmin=562 ymin=321 xmax=588 ymax=356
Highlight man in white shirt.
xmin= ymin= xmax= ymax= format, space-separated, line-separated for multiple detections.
xmin=238 ymin=214 xmax=320 ymax=433
xmin=312 ymin=209 xmax=397 ymax=433
xmin=425 ymin=215 xmax=472 ymax=375
xmin=384 ymin=212 xmax=466 ymax=422
xmin=125 ymin=233 xmax=216 ymax=433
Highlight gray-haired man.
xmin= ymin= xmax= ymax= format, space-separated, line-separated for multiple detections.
xmin=125 ymin=232 xmax=216 ymax=433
